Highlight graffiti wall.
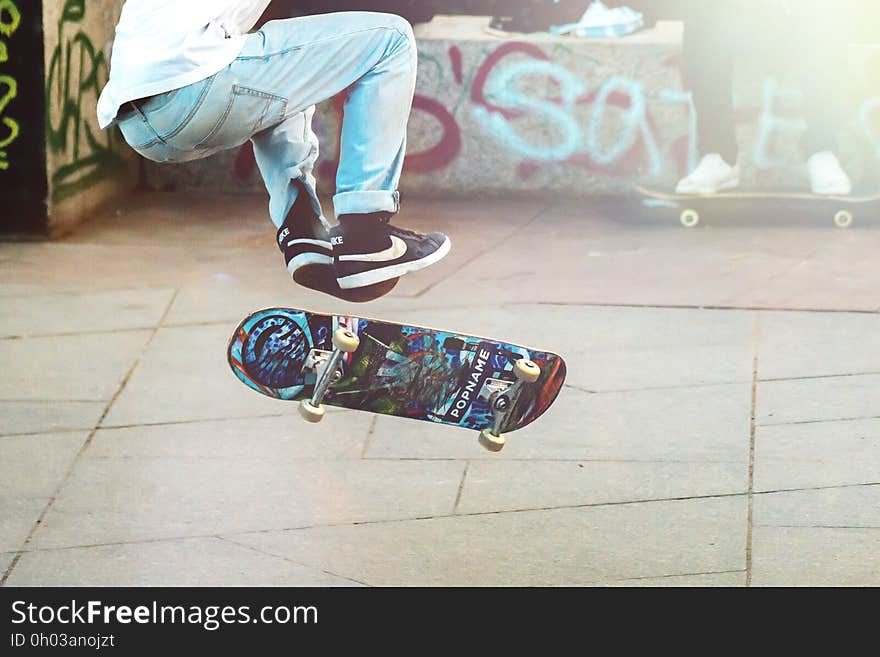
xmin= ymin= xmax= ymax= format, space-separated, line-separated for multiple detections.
xmin=1 ymin=0 xmax=48 ymax=234
xmin=1 ymin=0 xmax=136 ymax=236
xmin=143 ymin=17 xmax=880 ymax=200
xmin=42 ymin=0 xmax=136 ymax=236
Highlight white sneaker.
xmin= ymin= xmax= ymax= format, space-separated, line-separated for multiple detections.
xmin=675 ymin=154 xmax=740 ymax=194
xmin=807 ymin=151 xmax=852 ymax=196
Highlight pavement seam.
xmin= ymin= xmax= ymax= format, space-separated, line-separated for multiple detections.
xmin=0 ymin=289 xmax=180 ymax=587
xmin=746 ymin=314 xmax=761 ymax=587
xmin=1 ymin=428 xmax=98 ymax=439
xmin=0 ymin=326 xmax=162 ymax=341
xmin=757 ymin=371 xmax=880 ymax=383
xmin=753 ymin=481 xmax=880 ymax=495
xmin=359 ymin=415 xmax=379 ymax=459
xmin=213 ymin=536 xmax=371 ymax=587
xmin=223 ymin=490 xmax=750 ymax=538
xmin=2 ymin=492 xmax=746 ymax=557
xmin=608 ymin=568 xmax=747 ymax=584
xmin=517 ymin=300 xmax=880 ymax=315
xmin=753 ymin=524 xmax=880 ymax=530
xmin=452 ymin=462 xmax=470 ymax=514
xmin=564 ymin=380 xmax=752 ymax=395
xmin=8 ymin=301 xmax=875 ymax=342
xmin=96 ymin=412 xmax=291 ymax=431
xmin=757 ymin=414 xmax=880 ymax=428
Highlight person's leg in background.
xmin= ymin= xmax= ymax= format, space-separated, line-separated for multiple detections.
xmin=675 ymin=0 xmax=741 ymax=193
xmin=793 ymin=2 xmax=854 ymax=194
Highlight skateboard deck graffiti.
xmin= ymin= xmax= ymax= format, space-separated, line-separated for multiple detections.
xmin=228 ymin=308 xmax=567 ymax=451
xmin=634 ymin=185 xmax=880 ymax=228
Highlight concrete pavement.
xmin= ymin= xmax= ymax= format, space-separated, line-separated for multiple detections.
xmin=2 ymin=191 xmax=879 ymax=586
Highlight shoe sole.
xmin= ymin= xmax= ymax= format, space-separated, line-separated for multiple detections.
xmin=293 ymin=264 xmax=400 ymax=303
xmin=287 ymin=252 xmax=333 ymax=274
xmin=336 ymin=236 xmax=452 ymax=290
xmin=675 ymin=177 xmax=741 ymax=195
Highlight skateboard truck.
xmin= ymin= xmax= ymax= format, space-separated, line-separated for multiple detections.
xmin=478 ymin=359 xmax=542 ymax=453
xmin=298 ymin=328 xmax=360 ymax=423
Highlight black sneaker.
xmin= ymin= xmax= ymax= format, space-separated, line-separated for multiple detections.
xmin=278 ymin=196 xmax=399 ymax=303
xmin=330 ymin=214 xmax=451 ymax=290
xmin=276 ymin=205 xmax=333 ymax=278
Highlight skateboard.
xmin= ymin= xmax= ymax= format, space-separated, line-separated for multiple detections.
xmin=228 ymin=308 xmax=567 ymax=452
xmin=634 ymin=185 xmax=880 ymax=228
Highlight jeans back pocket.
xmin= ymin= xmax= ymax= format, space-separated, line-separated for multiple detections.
xmin=192 ymin=85 xmax=287 ymax=152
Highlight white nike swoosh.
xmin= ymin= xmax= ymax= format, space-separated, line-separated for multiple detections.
xmin=338 ymin=235 xmax=408 ymax=262
xmin=287 ymin=238 xmax=332 ymax=249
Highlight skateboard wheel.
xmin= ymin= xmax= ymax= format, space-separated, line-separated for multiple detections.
xmin=514 ymin=359 xmax=541 ymax=383
xmin=680 ymin=209 xmax=700 ymax=228
xmin=299 ymin=399 xmax=325 ymax=423
xmin=834 ymin=210 xmax=853 ymax=228
xmin=479 ymin=429 xmax=506 ymax=452
xmin=332 ymin=328 xmax=360 ymax=353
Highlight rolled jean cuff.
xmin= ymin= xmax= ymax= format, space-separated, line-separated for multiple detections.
xmin=332 ymin=190 xmax=400 ymax=218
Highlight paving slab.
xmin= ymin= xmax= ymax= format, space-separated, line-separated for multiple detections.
xmin=160 ymin=273 xmax=441 ymax=330
xmin=424 ymin=202 xmax=809 ymax=309
xmin=2 ymin=238 xmax=289 ymax=296
xmin=0 ymin=288 xmax=175 ymax=339
xmin=456 ymin=460 xmax=745 ymax=515
xmin=1 ymin=401 xmax=105 ymax=436
xmin=375 ymin=197 xmax=549 ymax=299
xmin=29 ymin=456 xmax=464 ymax=549
xmin=0 ymin=498 xmax=46 ymax=552
xmin=754 ymin=418 xmax=880 ymax=492
xmin=428 ymin=199 xmax=880 ymax=313
xmin=163 ymin=274 xmax=329 ymax=327
xmin=751 ymin=526 xmax=880 ymax=586
xmin=732 ymin=234 xmax=880 ymax=312
xmin=90 ymin=414 xmax=373 ymax=461
xmin=754 ymin=485 xmax=880 ymax=528
xmin=4 ymin=538 xmax=361 ymax=587
xmin=64 ymin=192 xmax=276 ymax=248
xmin=756 ymin=374 xmax=880 ymax=426
xmin=368 ymin=382 xmax=752 ymax=462
xmin=0 ymin=331 xmax=153 ymax=403
xmin=757 ymin=311 xmax=880 ymax=380
xmin=0 ymin=432 xmax=87 ymax=499
xmin=101 ymin=325 xmax=290 ymax=426
xmin=233 ymin=496 xmax=747 ymax=586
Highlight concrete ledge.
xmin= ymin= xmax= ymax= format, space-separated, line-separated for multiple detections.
xmin=144 ymin=15 xmax=880 ymax=199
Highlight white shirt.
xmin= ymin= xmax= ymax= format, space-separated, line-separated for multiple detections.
xmin=97 ymin=0 xmax=272 ymax=129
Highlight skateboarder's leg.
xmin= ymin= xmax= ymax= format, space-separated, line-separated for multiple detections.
xmin=250 ymin=105 xmax=335 ymax=277
xmin=119 ymin=12 xmax=448 ymax=292
xmin=236 ymin=12 xmax=449 ymax=289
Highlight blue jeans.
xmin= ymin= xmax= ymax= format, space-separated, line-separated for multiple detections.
xmin=117 ymin=12 xmax=417 ymax=228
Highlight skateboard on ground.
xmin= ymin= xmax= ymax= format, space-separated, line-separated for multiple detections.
xmin=634 ymin=185 xmax=880 ymax=228
xmin=228 ymin=308 xmax=567 ymax=452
